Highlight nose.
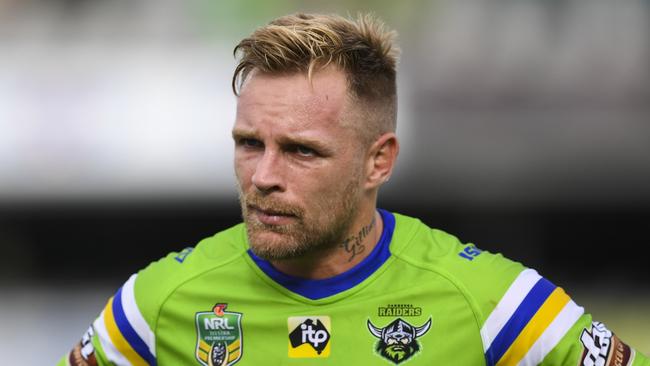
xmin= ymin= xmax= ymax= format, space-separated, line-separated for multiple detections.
xmin=251 ymin=149 xmax=284 ymax=193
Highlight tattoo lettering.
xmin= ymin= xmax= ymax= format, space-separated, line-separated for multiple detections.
xmin=340 ymin=217 xmax=376 ymax=262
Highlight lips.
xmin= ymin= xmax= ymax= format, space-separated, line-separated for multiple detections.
xmin=249 ymin=205 xmax=297 ymax=225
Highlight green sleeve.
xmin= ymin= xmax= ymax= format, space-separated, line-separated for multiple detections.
xmin=56 ymin=248 xmax=192 ymax=366
xmin=57 ymin=322 xmax=111 ymax=366
xmin=410 ymin=225 xmax=648 ymax=366
xmin=541 ymin=312 xmax=650 ymax=365
xmin=55 ymin=355 xmax=68 ymax=366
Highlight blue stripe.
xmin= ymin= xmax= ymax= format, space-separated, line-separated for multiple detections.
xmin=485 ymin=277 xmax=556 ymax=366
xmin=112 ymin=286 xmax=157 ymax=366
xmin=248 ymin=209 xmax=395 ymax=300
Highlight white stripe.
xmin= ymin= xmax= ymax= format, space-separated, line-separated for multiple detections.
xmin=516 ymin=300 xmax=584 ymax=366
xmin=122 ymin=274 xmax=156 ymax=357
xmin=480 ymin=269 xmax=542 ymax=352
xmin=93 ymin=310 xmax=132 ymax=366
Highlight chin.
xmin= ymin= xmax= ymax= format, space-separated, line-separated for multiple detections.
xmin=247 ymin=230 xmax=306 ymax=260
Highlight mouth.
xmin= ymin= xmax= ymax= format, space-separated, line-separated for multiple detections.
xmin=248 ymin=204 xmax=297 ymax=226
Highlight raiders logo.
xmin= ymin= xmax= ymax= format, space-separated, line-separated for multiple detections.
xmin=367 ymin=317 xmax=432 ymax=364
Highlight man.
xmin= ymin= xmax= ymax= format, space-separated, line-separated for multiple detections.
xmin=59 ymin=13 xmax=648 ymax=366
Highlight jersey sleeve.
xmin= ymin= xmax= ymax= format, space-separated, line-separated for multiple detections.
xmin=57 ymin=247 xmax=197 ymax=366
xmin=541 ymin=314 xmax=650 ymax=366
xmin=57 ymin=226 xmax=245 ymax=366
xmin=57 ymin=272 xmax=158 ymax=366
xmin=467 ymin=262 xmax=649 ymax=366
xmin=429 ymin=229 xmax=649 ymax=366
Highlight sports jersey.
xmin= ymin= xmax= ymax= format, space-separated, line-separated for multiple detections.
xmin=59 ymin=209 xmax=649 ymax=366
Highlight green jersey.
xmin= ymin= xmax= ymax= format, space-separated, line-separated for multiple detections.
xmin=59 ymin=210 xmax=649 ymax=366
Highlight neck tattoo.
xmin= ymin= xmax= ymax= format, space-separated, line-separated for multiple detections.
xmin=340 ymin=216 xmax=376 ymax=263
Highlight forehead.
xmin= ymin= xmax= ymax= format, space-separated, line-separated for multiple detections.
xmin=235 ymin=68 xmax=349 ymax=131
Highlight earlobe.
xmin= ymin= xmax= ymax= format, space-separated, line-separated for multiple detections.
xmin=365 ymin=133 xmax=399 ymax=189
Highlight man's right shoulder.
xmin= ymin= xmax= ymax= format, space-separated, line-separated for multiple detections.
xmin=59 ymin=223 xmax=249 ymax=366
xmin=134 ymin=223 xmax=248 ymax=318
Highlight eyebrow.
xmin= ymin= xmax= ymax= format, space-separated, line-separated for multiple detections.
xmin=232 ymin=128 xmax=257 ymax=141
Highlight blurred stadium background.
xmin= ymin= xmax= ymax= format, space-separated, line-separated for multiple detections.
xmin=0 ymin=0 xmax=648 ymax=364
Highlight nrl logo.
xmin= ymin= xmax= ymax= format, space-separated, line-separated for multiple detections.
xmin=195 ymin=304 xmax=243 ymax=366
xmin=367 ymin=317 xmax=432 ymax=364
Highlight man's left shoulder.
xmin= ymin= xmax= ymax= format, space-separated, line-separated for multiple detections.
xmin=391 ymin=211 xmax=524 ymax=284
xmin=391 ymin=212 xmax=525 ymax=314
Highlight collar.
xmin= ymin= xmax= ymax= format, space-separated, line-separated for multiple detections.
xmin=247 ymin=208 xmax=395 ymax=300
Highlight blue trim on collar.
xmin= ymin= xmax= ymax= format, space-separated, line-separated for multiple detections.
xmin=247 ymin=209 xmax=395 ymax=300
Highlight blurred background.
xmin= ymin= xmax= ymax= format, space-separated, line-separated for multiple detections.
xmin=0 ymin=0 xmax=648 ymax=363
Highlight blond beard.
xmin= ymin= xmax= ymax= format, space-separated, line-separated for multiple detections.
xmin=238 ymin=177 xmax=360 ymax=261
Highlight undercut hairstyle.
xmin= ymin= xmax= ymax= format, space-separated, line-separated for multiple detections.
xmin=232 ymin=13 xmax=400 ymax=144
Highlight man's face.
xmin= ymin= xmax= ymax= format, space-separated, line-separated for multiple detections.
xmin=233 ymin=68 xmax=366 ymax=260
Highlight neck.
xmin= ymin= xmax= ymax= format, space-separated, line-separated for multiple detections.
xmin=270 ymin=208 xmax=383 ymax=279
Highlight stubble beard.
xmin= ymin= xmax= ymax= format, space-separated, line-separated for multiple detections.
xmin=238 ymin=178 xmax=360 ymax=261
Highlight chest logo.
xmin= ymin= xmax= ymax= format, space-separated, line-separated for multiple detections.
xmin=288 ymin=316 xmax=331 ymax=358
xmin=367 ymin=317 xmax=432 ymax=364
xmin=195 ymin=303 xmax=243 ymax=366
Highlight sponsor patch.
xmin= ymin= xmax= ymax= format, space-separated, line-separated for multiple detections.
xmin=367 ymin=317 xmax=432 ymax=365
xmin=287 ymin=316 xmax=331 ymax=358
xmin=195 ymin=303 xmax=243 ymax=366
xmin=580 ymin=321 xmax=634 ymax=366
xmin=378 ymin=304 xmax=422 ymax=317
xmin=68 ymin=325 xmax=98 ymax=366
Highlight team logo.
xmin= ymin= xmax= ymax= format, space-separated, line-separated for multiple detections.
xmin=287 ymin=316 xmax=331 ymax=358
xmin=378 ymin=304 xmax=422 ymax=317
xmin=367 ymin=317 xmax=432 ymax=364
xmin=580 ymin=322 xmax=634 ymax=366
xmin=195 ymin=304 xmax=243 ymax=366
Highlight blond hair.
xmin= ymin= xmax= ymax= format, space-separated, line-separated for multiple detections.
xmin=232 ymin=13 xmax=399 ymax=141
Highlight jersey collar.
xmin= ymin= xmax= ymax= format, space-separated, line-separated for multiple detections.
xmin=247 ymin=209 xmax=395 ymax=300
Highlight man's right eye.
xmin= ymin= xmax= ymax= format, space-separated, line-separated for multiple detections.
xmin=241 ymin=138 xmax=263 ymax=148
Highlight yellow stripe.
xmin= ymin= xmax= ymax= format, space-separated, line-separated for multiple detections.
xmin=199 ymin=340 xmax=211 ymax=353
xmin=104 ymin=297 xmax=149 ymax=366
xmin=228 ymin=338 xmax=240 ymax=353
xmin=228 ymin=351 xmax=239 ymax=363
xmin=198 ymin=351 xmax=208 ymax=362
xmin=496 ymin=288 xmax=571 ymax=366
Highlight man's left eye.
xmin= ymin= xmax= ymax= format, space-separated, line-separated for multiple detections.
xmin=295 ymin=145 xmax=316 ymax=157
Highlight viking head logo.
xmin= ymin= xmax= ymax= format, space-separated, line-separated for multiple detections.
xmin=367 ymin=318 xmax=432 ymax=364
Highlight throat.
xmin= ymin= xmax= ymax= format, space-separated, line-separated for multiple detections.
xmin=271 ymin=211 xmax=383 ymax=280
xmin=247 ymin=209 xmax=395 ymax=300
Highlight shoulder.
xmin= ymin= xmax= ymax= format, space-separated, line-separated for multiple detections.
xmin=97 ymin=223 xmax=247 ymax=343
xmin=75 ymin=224 xmax=248 ymax=366
xmin=389 ymin=211 xmax=590 ymax=365
xmin=389 ymin=211 xmax=525 ymax=310
xmin=133 ymin=223 xmax=248 ymax=325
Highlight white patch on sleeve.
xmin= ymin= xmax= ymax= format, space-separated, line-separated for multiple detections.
xmin=480 ymin=268 xmax=542 ymax=352
xmin=516 ymin=300 xmax=584 ymax=366
xmin=92 ymin=310 xmax=132 ymax=366
xmin=122 ymin=274 xmax=156 ymax=357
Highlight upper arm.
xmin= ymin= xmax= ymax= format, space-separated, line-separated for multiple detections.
xmin=475 ymin=267 xmax=649 ymax=366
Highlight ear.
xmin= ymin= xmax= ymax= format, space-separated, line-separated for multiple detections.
xmin=364 ymin=132 xmax=399 ymax=190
